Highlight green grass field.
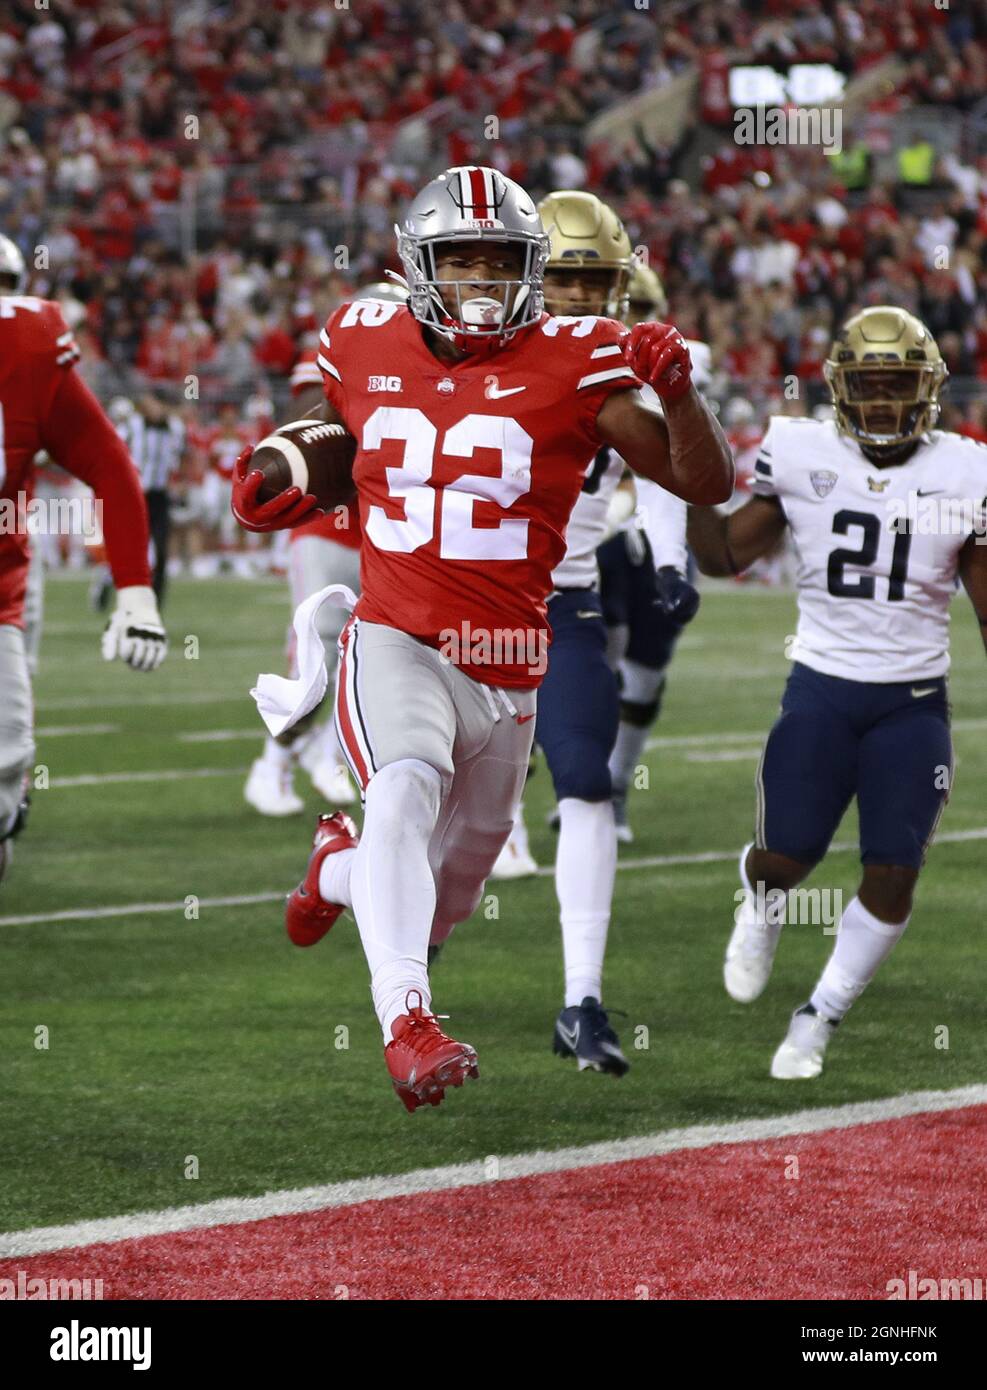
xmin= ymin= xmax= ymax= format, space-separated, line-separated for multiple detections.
xmin=2 ymin=574 xmax=984 ymax=1234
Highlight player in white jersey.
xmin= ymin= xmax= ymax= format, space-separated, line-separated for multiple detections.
xmin=486 ymin=191 xmax=646 ymax=1074
xmin=599 ymin=263 xmax=705 ymax=842
xmin=491 ymin=440 xmax=632 ymax=878
xmin=688 ymin=306 xmax=987 ymax=1079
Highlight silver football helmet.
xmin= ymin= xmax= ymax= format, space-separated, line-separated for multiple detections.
xmin=353 ymin=279 xmax=408 ymax=305
xmin=396 ymin=166 xmax=549 ymax=349
xmin=0 ymin=234 xmax=26 ymax=292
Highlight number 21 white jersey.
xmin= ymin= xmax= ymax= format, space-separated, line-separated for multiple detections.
xmin=752 ymin=417 xmax=987 ymax=682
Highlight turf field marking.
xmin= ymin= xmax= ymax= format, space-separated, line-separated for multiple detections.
xmin=35 ymin=692 xmax=252 ymax=712
xmin=50 ymin=767 xmax=247 ymax=789
xmin=1 ymin=1084 xmax=983 ymax=1259
xmin=4 ymin=825 xmax=986 ymax=927
xmin=177 ymin=730 xmax=261 ymax=743
xmin=646 ymin=731 xmax=764 ymax=749
xmin=36 ymin=724 xmax=121 ymax=737
xmin=0 ymin=891 xmax=284 ymax=927
xmin=685 ymin=749 xmax=760 ymax=763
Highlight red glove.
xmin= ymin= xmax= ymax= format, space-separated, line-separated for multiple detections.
xmin=230 ymin=446 xmax=322 ymax=533
xmin=621 ymin=321 xmax=693 ymax=402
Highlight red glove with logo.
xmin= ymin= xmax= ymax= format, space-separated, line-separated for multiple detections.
xmin=230 ymin=446 xmax=322 ymax=533
xmin=621 ymin=322 xmax=693 ymax=402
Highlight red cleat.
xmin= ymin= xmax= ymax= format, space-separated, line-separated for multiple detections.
xmin=285 ymin=812 xmax=359 ymax=947
xmin=385 ymin=991 xmax=479 ymax=1113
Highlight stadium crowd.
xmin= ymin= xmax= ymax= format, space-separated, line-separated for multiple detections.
xmin=2 ymin=0 xmax=987 ymax=566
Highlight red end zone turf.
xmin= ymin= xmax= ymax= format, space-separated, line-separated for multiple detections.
xmin=4 ymin=1106 xmax=986 ymax=1300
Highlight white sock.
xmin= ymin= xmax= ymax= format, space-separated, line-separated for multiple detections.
xmin=556 ymin=797 xmax=617 ymax=1006
xmin=738 ymin=842 xmax=786 ymax=947
xmin=260 ymin=735 xmax=292 ymax=769
xmin=810 ymin=895 xmax=909 ymax=1023
xmin=608 ymin=660 xmax=665 ymax=794
xmin=344 ymin=759 xmax=443 ymax=1039
xmin=319 ymin=845 xmax=355 ymax=908
xmin=310 ymin=718 xmax=344 ymax=767
xmin=608 ymin=721 xmax=649 ymax=797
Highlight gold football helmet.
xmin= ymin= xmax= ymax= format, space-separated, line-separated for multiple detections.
xmin=824 ymin=306 xmax=947 ymax=449
xmin=537 ymin=191 xmax=635 ymax=318
xmin=627 ymin=261 xmax=668 ymax=322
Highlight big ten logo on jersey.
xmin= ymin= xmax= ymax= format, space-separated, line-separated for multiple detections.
xmin=368 ymin=376 xmax=402 ymax=392
xmin=339 ymin=299 xmax=402 ymax=329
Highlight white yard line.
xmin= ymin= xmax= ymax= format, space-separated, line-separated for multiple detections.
xmin=50 ymin=767 xmax=246 ymax=789
xmin=177 ymin=730 xmax=260 ymax=743
xmin=36 ymin=725 xmax=120 ymax=737
xmin=0 ymin=891 xmax=284 ymax=928
xmin=2 ymin=1084 xmax=984 ymax=1259
xmin=685 ymin=749 xmax=760 ymax=763
xmin=4 ymin=826 xmax=986 ymax=928
xmin=646 ymin=731 xmax=764 ymax=749
xmin=35 ymin=693 xmax=250 ymax=712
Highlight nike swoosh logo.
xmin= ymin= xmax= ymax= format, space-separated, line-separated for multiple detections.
xmin=576 ymin=610 xmax=600 ymax=619
xmin=516 ymin=713 xmax=535 ymax=724
xmin=485 ymin=385 xmax=526 ymax=399
xmin=911 ymin=686 xmax=939 ymax=698
xmin=915 ymin=489 xmax=944 ymax=497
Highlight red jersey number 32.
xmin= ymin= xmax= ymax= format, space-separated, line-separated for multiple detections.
xmin=363 ymin=406 xmax=533 ymax=562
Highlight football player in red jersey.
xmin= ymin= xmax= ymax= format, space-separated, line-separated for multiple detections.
xmin=233 ymin=168 xmax=733 ymax=1112
xmin=0 ymin=233 xmax=167 ymax=885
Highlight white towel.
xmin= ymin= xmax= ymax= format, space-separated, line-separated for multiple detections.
xmin=251 ymin=584 xmax=357 ymax=736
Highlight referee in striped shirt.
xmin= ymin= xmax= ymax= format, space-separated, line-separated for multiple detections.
xmin=118 ymin=395 xmax=186 ymax=605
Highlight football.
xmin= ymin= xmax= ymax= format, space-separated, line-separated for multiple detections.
xmin=251 ymin=419 xmax=357 ymax=509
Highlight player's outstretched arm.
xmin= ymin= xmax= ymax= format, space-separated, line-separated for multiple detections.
xmin=41 ymin=370 xmax=167 ymax=671
xmin=687 ymin=495 xmax=788 ymax=577
xmin=596 ymin=324 xmax=734 ymax=504
xmin=959 ymin=534 xmax=987 ymax=659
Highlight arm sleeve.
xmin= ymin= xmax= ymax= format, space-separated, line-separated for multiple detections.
xmin=40 ymin=369 xmax=151 ymax=591
xmin=635 ymin=475 xmax=688 ymax=573
xmin=574 ymin=317 xmax=641 ymax=445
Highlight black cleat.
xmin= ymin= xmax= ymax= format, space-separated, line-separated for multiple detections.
xmin=553 ymin=996 xmax=630 ymax=1077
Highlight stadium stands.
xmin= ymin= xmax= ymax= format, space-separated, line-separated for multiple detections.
xmin=2 ymin=0 xmax=986 ymax=559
